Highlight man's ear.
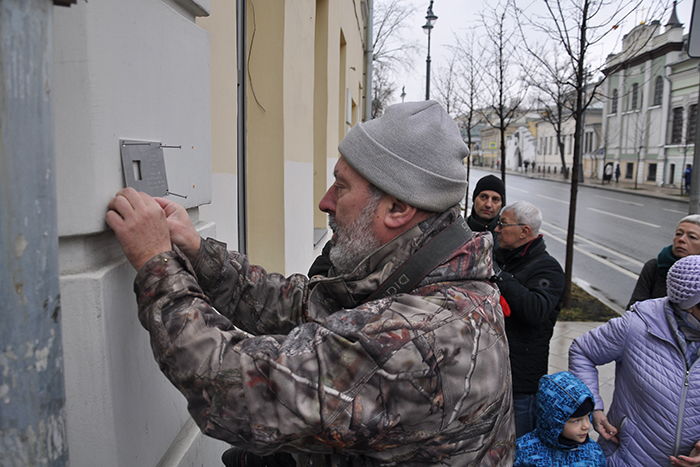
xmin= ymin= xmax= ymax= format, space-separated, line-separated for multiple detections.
xmin=381 ymin=196 xmax=420 ymax=229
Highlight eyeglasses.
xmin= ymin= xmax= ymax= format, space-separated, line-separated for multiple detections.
xmin=497 ymin=221 xmax=526 ymax=228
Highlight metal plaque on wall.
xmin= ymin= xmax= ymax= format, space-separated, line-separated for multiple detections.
xmin=119 ymin=140 xmax=169 ymax=197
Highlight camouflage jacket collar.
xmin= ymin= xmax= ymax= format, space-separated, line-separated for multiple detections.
xmin=309 ymin=205 xmax=494 ymax=312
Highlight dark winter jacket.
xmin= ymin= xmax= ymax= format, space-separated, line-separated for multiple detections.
xmin=134 ymin=206 xmax=515 ymax=466
xmin=514 ymin=372 xmax=606 ymax=467
xmin=494 ymin=236 xmax=565 ymax=394
xmin=467 ymin=213 xmax=500 ymax=250
xmin=626 ymin=245 xmax=678 ymax=309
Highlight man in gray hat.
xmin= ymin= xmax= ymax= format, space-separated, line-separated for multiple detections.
xmin=106 ymin=101 xmax=514 ymax=466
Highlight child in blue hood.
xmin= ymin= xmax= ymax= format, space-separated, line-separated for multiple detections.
xmin=514 ymin=371 xmax=605 ymax=467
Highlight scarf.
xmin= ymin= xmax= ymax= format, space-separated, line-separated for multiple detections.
xmin=657 ymin=245 xmax=679 ymax=277
xmin=666 ymin=301 xmax=700 ymax=368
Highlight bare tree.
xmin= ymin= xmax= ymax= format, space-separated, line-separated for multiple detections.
xmin=453 ymin=30 xmax=486 ymax=203
xmin=479 ymin=1 xmax=528 ymax=182
xmin=514 ymin=0 xmax=663 ymax=307
xmin=433 ymin=53 xmax=464 ymax=117
xmin=371 ymin=0 xmax=420 ymax=117
xmin=372 ymin=61 xmax=395 ymax=118
xmin=520 ymin=37 xmax=576 ymax=178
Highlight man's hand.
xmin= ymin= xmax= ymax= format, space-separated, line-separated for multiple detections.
xmin=155 ymin=197 xmax=201 ymax=264
xmin=106 ymin=188 xmax=172 ymax=271
xmin=671 ymin=440 xmax=700 ymax=467
xmin=592 ymin=410 xmax=619 ymax=444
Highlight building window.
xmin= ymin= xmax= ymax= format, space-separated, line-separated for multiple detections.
xmin=631 ymin=83 xmax=639 ymax=110
xmin=647 ymin=163 xmax=657 ymax=181
xmin=584 ymin=132 xmax=593 ymax=153
xmin=611 ymin=89 xmax=618 ymax=114
xmin=625 ymin=162 xmax=634 ymax=179
xmin=653 ymin=76 xmax=663 ymax=106
xmin=670 ymin=163 xmax=676 ymax=184
xmin=688 ymin=104 xmax=698 ymax=144
xmin=671 ymin=107 xmax=684 ymax=144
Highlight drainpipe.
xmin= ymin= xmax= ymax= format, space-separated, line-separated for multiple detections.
xmin=662 ymin=64 xmax=673 ymax=188
xmin=690 ymin=62 xmax=700 ymax=214
xmin=237 ymin=0 xmax=248 ymax=253
xmin=0 ymin=0 xmax=69 ymax=464
xmin=363 ymin=0 xmax=374 ymax=121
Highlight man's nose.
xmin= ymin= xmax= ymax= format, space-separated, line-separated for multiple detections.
xmin=319 ymin=187 xmax=336 ymax=214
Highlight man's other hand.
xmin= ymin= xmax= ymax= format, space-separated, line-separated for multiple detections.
xmin=155 ymin=197 xmax=201 ymax=264
xmin=106 ymin=188 xmax=172 ymax=271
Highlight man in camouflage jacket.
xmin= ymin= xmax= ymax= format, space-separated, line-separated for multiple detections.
xmin=107 ymin=101 xmax=515 ymax=466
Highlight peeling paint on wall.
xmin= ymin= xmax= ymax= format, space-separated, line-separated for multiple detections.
xmin=0 ymin=409 xmax=69 ymax=466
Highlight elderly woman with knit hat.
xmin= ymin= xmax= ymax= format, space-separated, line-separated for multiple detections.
xmin=569 ymin=255 xmax=700 ymax=466
xmin=627 ymin=214 xmax=700 ymax=309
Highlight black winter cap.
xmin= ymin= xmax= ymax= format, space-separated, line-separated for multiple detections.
xmin=472 ymin=175 xmax=505 ymax=204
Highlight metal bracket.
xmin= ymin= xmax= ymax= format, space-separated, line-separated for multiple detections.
xmin=119 ymin=140 xmax=186 ymax=198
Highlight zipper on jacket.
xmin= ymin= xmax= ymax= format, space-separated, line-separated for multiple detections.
xmin=674 ymin=369 xmax=690 ymax=457
xmin=653 ymin=306 xmax=697 ymax=459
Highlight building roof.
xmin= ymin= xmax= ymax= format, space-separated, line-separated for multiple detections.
xmin=667 ymin=1 xmax=682 ymax=29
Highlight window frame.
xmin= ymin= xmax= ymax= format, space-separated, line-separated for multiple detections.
xmin=671 ymin=107 xmax=684 ymax=144
xmin=652 ymin=76 xmax=663 ymax=107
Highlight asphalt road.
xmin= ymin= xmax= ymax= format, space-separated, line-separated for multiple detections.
xmin=468 ymin=168 xmax=689 ymax=313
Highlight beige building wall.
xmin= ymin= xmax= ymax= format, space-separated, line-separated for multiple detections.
xmin=198 ymin=1 xmax=240 ymax=251
xmin=244 ymin=0 xmax=368 ymax=274
xmin=199 ymin=0 xmax=368 ymax=277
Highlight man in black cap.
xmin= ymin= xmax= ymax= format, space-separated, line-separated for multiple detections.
xmin=467 ymin=174 xmax=505 ymax=246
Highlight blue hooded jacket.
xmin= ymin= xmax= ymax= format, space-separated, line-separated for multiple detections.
xmin=514 ymin=371 xmax=605 ymax=467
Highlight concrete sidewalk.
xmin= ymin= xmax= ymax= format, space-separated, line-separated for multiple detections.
xmin=548 ymin=321 xmax=615 ymax=411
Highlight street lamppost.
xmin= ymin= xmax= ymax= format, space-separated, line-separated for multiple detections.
xmin=422 ymin=0 xmax=437 ymax=101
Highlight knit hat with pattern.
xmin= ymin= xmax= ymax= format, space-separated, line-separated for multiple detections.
xmin=667 ymin=255 xmax=700 ymax=309
xmin=338 ymin=100 xmax=469 ymax=212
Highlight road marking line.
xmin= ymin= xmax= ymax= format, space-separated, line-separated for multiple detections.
xmin=543 ymin=222 xmax=645 ymax=268
xmin=594 ymin=195 xmax=644 ymax=206
xmin=508 ymin=186 xmax=528 ymax=193
xmin=540 ymin=227 xmax=640 ymax=280
xmin=537 ymin=194 xmax=569 ymax=204
xmin=663 ymin=208 xmax=686 ymax=214
xmin=587 ymin=208 xmax=660 ymax=228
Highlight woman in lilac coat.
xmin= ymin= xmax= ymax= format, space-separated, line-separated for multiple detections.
xmin=569 ymin=255 xmax=700 ymax=466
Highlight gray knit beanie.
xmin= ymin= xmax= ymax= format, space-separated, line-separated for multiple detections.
xmin=338 ymin=100 xmax=469 ymax=212
xmin=667 ymin=255 xmax=700 ymax=309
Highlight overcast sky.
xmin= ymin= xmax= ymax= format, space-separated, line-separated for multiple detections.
xmin=388 ymin=0 xmax=695 ymax=105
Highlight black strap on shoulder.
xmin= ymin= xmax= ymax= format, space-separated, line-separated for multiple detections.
xmin=365 ymin=216 xmax=473 ymax=302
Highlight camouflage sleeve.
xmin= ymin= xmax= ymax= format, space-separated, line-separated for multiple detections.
xmin=191 ymin=237 xmax=309 ymax=335
xmin=134 ymin=250 xmax=513 ymax=462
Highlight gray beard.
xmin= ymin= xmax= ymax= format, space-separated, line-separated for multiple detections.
xmin=328 ymin=198 xmax=382 ymax=276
